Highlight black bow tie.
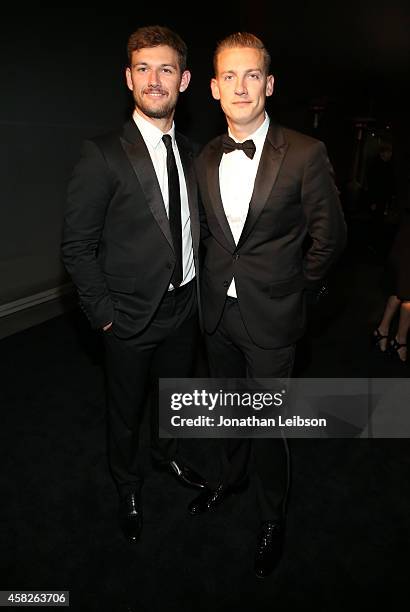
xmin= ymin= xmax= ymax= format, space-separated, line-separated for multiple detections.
xmin=222 ymin=135 xmax=256 ymax=159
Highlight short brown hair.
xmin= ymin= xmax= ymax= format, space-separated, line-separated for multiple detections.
xmin=127 ymin=25 xmax=187 ymax=72
xmin=213 ymin=32 xmax=271 ymax=75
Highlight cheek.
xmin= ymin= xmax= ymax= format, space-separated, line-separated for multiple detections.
xmin=131 ymin=75 xmax=144 ymax=90
xmin=253 ymin=91 xmax=264 ymax=106
xmin=219 ymin=91 xmax=233 ymax=106
xmin=166 ymin=79 xmax=179 ymax=93
xmin=219 ymin=98 xmax=232 ymax=113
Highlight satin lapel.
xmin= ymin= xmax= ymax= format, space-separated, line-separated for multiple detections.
xmin=206 ymin=139 xmax=236 ymax=251
xmin=120 ymin=120 xmax=173 ymax=248
xmin=237 ymin=124 xmax=288 ymax=249
xmin=176 ymin=133 xmax=199 ymax=252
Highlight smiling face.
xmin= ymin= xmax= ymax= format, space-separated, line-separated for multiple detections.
xmin=211 ymin=46 xmax=274 ymax=138
xmin=126 ymin=44 xmax=190 ymax=128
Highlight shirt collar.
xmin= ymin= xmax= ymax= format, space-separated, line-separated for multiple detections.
xmin=133 ymin=110 xmax=175 ymax=148
xmin=228 ymin=112 xmax=270 ymax=151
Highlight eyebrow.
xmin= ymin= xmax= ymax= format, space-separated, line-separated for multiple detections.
xmin=220 ymin=68 xmax=263 ymax=75
xmin=133 ymin=61 xmax=178 ymax=69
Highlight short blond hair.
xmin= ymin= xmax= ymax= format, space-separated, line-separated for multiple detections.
xmin=213 ymin=32 xmax=271 ymax=75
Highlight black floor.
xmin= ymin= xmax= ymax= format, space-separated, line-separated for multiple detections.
xmin=1 ymin=218 xmax=409 ymax=611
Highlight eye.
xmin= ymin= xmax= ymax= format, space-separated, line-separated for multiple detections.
xmin=136 ymin=66 xmax=147 ymax=72
xmin=248 ymin=73 xmax=261 ymax=79
xmin=162 ymin=68 xmax=173 ymax=74
xmin=223 ymin=74 xmax=233 ymax=81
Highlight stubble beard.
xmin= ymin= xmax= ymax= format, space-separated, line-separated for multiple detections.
xmin=136 ymin=90 xmax=178 ymax=120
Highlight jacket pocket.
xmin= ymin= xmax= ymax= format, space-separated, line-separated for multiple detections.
xmin=269 ymin=273 xmax=305 ymax=298
xmin=105 ymin=274 xmax=136 ymax=293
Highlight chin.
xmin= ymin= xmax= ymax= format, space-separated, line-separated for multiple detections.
xmin=231 ymin=108 xmax=252 ymax=118
xmin=232 ymin=114 xmax=253 ymax=124
xmin=142 ymin=103 xmax=174 ymax=119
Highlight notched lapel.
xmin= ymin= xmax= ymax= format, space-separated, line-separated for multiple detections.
xmin=206 ymin=140 xmax=236 ymax=251
xmin=120 ymin=121 xmax=173 ymax=248
xmin=238 ymin=125 xmax=288 ymax=248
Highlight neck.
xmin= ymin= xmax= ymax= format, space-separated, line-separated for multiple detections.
xmin=227 ymin=113 xmax=265 ymax=141
xmin=134 ymin=107 xmax=174 ymax=133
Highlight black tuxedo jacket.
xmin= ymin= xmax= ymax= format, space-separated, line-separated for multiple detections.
xmin=62 ymin=120 xmax=200 ymax=338
xmin=196 ymin=122 xmax=347 ymax=349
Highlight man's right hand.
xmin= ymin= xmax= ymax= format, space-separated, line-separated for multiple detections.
xmin=102 ymin=322 xmax=113 ymax=332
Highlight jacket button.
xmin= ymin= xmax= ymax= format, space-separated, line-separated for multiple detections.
xmin=233 ymin=253 xmax=240 ymax=261
xmin=166 ymin=262 xmax=172 ymax=269
xmin=223 ymin=281 xmax=229 ymax=288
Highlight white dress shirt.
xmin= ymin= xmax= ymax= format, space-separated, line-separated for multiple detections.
xmin=133 ymin=111 xmax=195 ymax=289
xmin=219 ymin=113 xmax=270 ymax=297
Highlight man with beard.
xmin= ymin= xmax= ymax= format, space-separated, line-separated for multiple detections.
xmin=62 ymin=25 xmax=205 ymax=543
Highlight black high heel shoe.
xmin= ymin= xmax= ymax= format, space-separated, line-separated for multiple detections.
xmin=372 ymin=328 xmax=389 ymax=352
xmin=388 ymin=337 xmax=407 ymax=363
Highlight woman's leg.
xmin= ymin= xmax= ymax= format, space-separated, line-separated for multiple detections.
xmin=375 ymin=295 xmax=401 ymax=351
xmin=394 ymin=301 xmax=410 ymax=361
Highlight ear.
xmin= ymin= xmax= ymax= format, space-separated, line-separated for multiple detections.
xmin=266 ymin=74 xmax=274 ymax=97
xmin=179 ymin=70 xmax=191 ymax=92
xmin=125 ymin=67 xmax=133 ymax=92
xmin=210 ymin=77 xmax=220 ymax=100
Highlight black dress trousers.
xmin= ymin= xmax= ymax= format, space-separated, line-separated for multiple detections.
xmin=103 ymin=280 xmax=198 ymax=497
xmin=205 ymin=297 xmax=294 ymax=521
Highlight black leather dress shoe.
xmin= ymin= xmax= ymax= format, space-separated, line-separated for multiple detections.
xmin=188 ymin=484 xmax=225 ymax=515
xmin=254 ymin=521 xmax=284 ymax=578
xmin=157 ymin=459 xmax=206 ymax=489
xmin=188 ymin=477 xmax=249 ymax=516
xmin=119 ymin=492 xmax=142 ymax=544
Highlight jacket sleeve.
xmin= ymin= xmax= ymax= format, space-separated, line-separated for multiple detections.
xmin=61 ymin=140 xmax=115 ymax=329
xmin=301 ymin=141 xmax=347 ymax=288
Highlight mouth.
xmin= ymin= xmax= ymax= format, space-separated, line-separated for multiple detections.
xmin=144 ymin=89 xmax=168 ymax=98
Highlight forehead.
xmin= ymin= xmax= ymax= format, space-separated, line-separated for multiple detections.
xmin=130 ymin=44 xmax=180 ymax=67
xmin=215 ymin=46 xmax=265 ymax=74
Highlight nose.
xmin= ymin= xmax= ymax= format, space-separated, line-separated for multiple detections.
xmin=148 ymin=69 xmax=160 ymax=88
xmin=234 ymin=77 xmax=247 ymax=96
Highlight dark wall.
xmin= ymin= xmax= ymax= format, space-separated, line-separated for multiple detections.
xmin=1 ymin=4 xmax=409 ymax=306
xmin=1 ymin=17 xmax=131 ymax=304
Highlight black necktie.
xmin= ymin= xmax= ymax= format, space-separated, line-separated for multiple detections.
xmin=162 ymin=134 xmax=183 ymax=288
xmin=222 ymin=135 xmax=256 ymax=159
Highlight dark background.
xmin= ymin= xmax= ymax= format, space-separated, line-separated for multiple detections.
xmin=1 ymin=3 xmax=409 ymax=307
xmin=1 ymin=4 xmax=410 ymax=611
